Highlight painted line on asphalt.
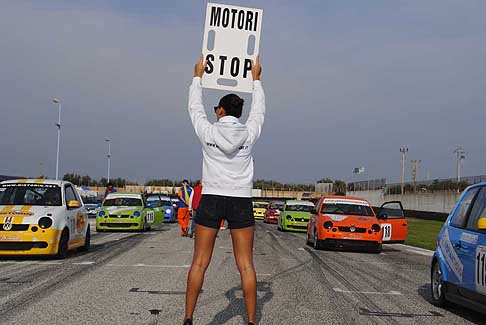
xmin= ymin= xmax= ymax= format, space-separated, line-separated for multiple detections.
xmin=333 ymin=288 xmax=402 ymax=295
xmin=106 ymin=263 xmax=190 ymax=268
xmin=72 ymin=261 xmax=96 ymax=265
xmin=393 ymin=243 xmax=434 ymax=256
xmin=298 ymin=248 xmax=305 ymax=251
xmin=405 ymin=249 xmax=433 ymax=257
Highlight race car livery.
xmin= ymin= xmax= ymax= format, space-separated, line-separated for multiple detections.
xmin=278 ymin=200 xmax=314 ymax=232
xmin=253 ymin=201 xmax=269 ymax=220
xmin=0 ymin=179 xmax=90 ymax=258
xmin=307 ymin=196 xmax=402 ymax=253
xmin=431 ymin=182 xmax=486 ymax=314
xmin=96 ymin=193 xmax=162 ymax=231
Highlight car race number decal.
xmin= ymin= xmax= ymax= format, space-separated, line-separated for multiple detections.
xmin=381 ymin=224 xmax=392 ymax=241
xmin=476 ymin=246 xmax=486 ymax=294
xmin=147 ymin=211 xmax=154 ymax=224
xmin=202 ymin=3 xmax=263 ymax=93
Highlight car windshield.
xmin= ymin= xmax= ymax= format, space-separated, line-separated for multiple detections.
xmin=103 ymin=198 xmax=142 ymax=207
xmin=286 ymin=204 xmax=314 ymax=212
xmin=0 ymin=183 xmax=62 ymax=206
xmin=254 ymin=203 xmax=268 ymax=209
xmin=321 ymin=203 xmax=374 ymax=216
xmin=161 ymin=200 xmax=172 ymax=206
xmin=271 ymin=203 xmax=284 ymax=210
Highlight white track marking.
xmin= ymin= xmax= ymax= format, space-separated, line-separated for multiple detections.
xmin=333 ymin=288 xmax=402 ymax=295
xmin=405 ymin=249 xmax=433 ymax=257
xmin=298 ymin=247 xmax=305 ymax=251
xmin=72 ymin=261 xmax=95 ymax=265
xmin=106 ymin=263 xmax=190 ymax=268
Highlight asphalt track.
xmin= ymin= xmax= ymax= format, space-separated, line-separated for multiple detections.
xmin=0 ymin=221 xmax=483 ymax=324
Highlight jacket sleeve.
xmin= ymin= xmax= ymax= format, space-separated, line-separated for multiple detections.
xmin=245 ymin=80 xmax=266 ymax=145
xmin=188 ymin=77 xmax=211 ymax=142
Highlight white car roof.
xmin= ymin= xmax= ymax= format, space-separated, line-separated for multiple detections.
xmin=105 ymin=193 xmax=142 ymax=200
xmin=286 ymin=200 xmax=314 ymax=206
xmin=0 ymin=179 xmax=68 ymax=186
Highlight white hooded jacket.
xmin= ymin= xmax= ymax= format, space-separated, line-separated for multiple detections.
xmin=188 ymin=77 xmax=265 ymax=197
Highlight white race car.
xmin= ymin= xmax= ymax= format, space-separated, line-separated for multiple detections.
xmin=0 ymin=179 xmax=90 ymax=258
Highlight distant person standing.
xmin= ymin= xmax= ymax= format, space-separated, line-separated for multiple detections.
xmin=188 ymin=180 xmax=203 ymax=238
xmin=184 ymin=55 xmax=264 ymax=325
xmin=103 ymin=182 xmax=117 ymax=201
xmin=178 ymin=180 xmax=193 ymax=236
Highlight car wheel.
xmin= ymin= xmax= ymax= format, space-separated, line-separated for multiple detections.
xmin=431 ymin=259 xmax=447 ymax=307
xmin=78 ymin=227 xmax=90 ymax=252
xmin=313 ymin=230 xmax=321 ymax=250
xmin=55 ymin=229 xmax=69 ymax=259
xmin=306 ymin=231 xmax=312 ymax=246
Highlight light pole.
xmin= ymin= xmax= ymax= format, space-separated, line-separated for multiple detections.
xmin=105 ymin=138 xmax=111 ymax=182
xmin=52 ymin=98 xmax=62 ymax=180
xmin=411 ymin=159 xmax=421 ymax=193
xmin=400 ymin=146 xmax=408 ymax=194
xmin=454 ymin=145 xmax=465 ymax=183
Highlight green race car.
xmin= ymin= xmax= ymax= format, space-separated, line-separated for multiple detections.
xmin=278 ymin=200 xmax=315 ymax=232
xmin=96 ymin=193 xmax=163 ymax=231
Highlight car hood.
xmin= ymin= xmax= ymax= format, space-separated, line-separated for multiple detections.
xmin=102 ymin=206 xmax=141 ymax=215
xmin=0 ymin=205 xmax=65 ymax=223
xmin=322 ymin=213 xmax=377 ymax=225
xmin=284 ymin=211 xmax=311 ymax=218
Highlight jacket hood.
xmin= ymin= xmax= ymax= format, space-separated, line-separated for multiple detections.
xmin=212 ymin=117 xmax=249 ymax=155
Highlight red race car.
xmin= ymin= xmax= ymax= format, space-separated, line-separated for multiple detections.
xmin=264 ymin=200 xmax=284 ymax=224
xmin=307 ymin=196 xmax=404 ymax=253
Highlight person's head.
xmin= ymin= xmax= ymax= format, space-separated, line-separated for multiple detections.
xmin=214 ymin=94 xmax=244 ymax=121
xmin=107 ymin=182 xmax=113 ymax=190
xmin=182 ymin=179 xmax=189 ymax=186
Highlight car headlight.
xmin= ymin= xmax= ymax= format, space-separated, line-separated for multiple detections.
xmin=38 ymin=217 xmax=53 ymax=229
xmin=133 ymin=211 xmax=141 ymax=217
xmin=165 ymin=209 xmax=172 ymax=214
xmin=323 ymin=221 xmax=333 ymax=229
xmin=99 ymin=211 xmax=105 ymax=217
xmin=372 ymin=224 xmax=381 ymax=232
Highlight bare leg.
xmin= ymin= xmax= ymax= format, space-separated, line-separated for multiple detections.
xmin=230 ymin=226 xmax=256 ymax=323
xmin=185 ymin=224 xmax=218 ymax=320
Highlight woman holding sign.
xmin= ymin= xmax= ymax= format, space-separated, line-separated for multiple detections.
xmin=184 ymin=55 xmax=264 ymax=325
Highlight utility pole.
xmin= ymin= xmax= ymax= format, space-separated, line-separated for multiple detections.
xmin=454 ymin=145 xmax=465 ymax=183
xmin=106 ymin=138 xmax=111 ymax=182
xmin=400 ymin=146 xmax=408 ymax=194
xmin=52 ymin=98 xmax=62 ymax=180
xmin=411 ymin=159 xmax=421 ymax=193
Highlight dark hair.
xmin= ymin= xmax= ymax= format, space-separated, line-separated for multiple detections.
xmin=183 ymin=179 xmax=189 ymax=184
xmin=218 ymin=94 xmax=244 ymax=118
xmin=107 ymin=182 xmax=113 ymax=187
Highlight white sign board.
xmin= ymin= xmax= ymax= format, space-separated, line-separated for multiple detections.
xmin=201 ymin=3 xmax=263 ymax=93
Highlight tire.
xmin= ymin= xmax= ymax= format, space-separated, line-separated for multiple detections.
xmin=55 ymin=229 xmax=69 ymax=259
xmin=313 ymin=230 xmax=321 ymax=250
xmin=431 ymin=259 xmax=447 ymax=307
xmin=78 ymin=227 xmax=90 ymax=252
xmin=306 ymin=231 xmax=312 ymax=246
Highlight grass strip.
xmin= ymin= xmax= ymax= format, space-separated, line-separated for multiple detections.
xmin=404 ymin=217 xmax=445 ymax=251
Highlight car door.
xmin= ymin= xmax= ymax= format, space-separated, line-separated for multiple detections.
xmin=441 ymin=186 xmax=481 ymax=289
xmin=459 ymin=186 xmax=486 ymax=304
xmin=309 ymin=198 xmax=322 ymax=236
xmin=377 ymin=201 xmax=406 ymax=243
xmin=64 ymin=184 xmax=85 ymax=244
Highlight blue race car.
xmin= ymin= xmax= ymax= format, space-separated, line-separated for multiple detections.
xmin=160 ymin=195 xmax=176 ymax=223
xmin=145 ymin=194 xmax=176 ymax=223
xmin=431 ymin=182 xmax=486 ymax=314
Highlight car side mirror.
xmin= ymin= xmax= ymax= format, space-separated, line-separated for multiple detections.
xmin=378 ymin=213 xmax=388 ymax=220
xmin=67 ymin=200 xmax=81 ymax=209
xmin=478 ymin=217 xmax=486 ymax=231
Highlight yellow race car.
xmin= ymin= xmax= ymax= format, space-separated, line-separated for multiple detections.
xmin=0 ymin=179 xmax=90 ymax=258
xmin=253 ymin=201 xmax=269 ymax=220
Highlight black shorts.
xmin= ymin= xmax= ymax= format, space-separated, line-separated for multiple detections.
xmin=195 ymin=195 xmax=255 ymax=229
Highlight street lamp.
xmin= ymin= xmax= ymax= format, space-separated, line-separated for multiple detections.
xmin=454 ymin=145 xmax=465 ymax=183
xmin=400 ymin=146 xmax=408 ymax=194
xmin=52 ymin=98 xmax=62 ymax=180
xmin=105 ymin=138 xmax=111 ymax=182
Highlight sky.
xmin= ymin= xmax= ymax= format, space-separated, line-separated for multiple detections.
xmin=1 ymin=0 xmax=485 ymax=185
